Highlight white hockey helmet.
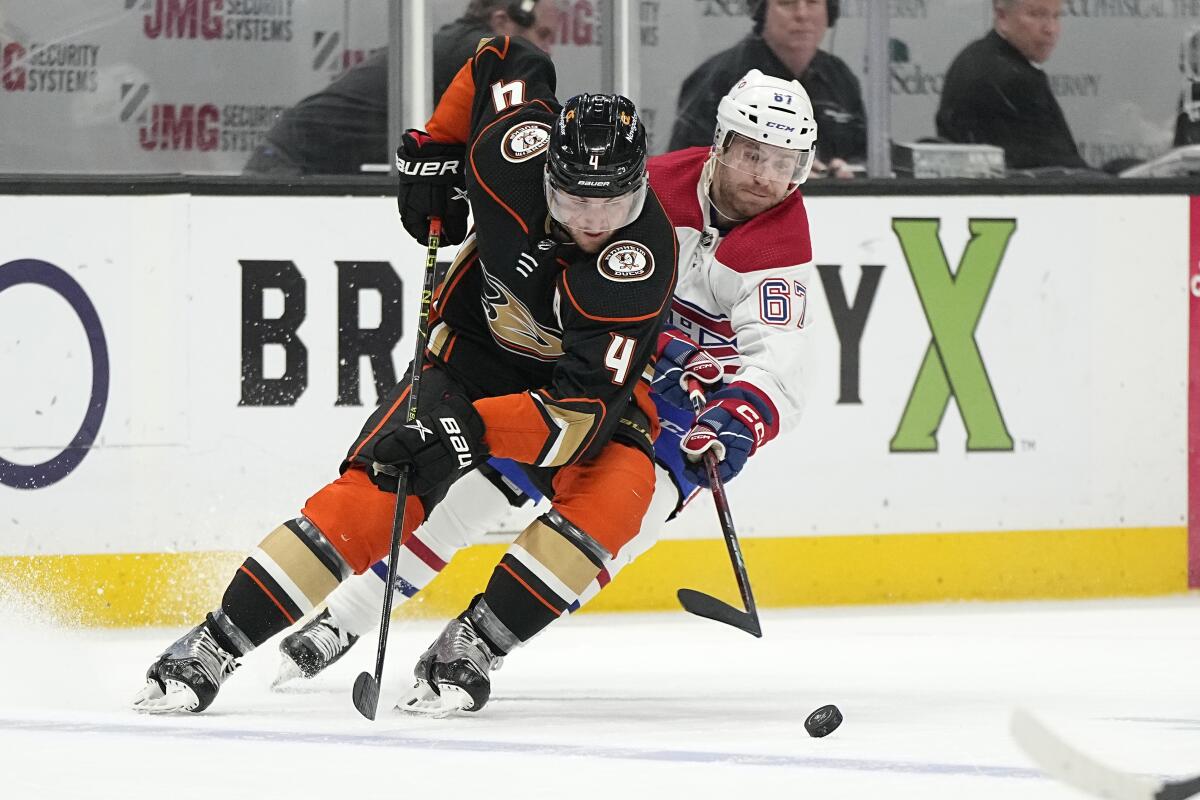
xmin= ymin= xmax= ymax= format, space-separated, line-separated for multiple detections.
xmin=713 ymin=69 xmax=818 ymax=188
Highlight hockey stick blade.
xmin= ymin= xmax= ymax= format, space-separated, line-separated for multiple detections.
xmin=352 ymin=672 xmax=380 ymax=720
xmin=677 ymin=588 xmax=762 ymax=637
xmin=1010 ymin=709 xmax=1200 ymax=800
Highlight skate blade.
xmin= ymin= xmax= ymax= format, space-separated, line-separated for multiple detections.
xmin=270 ymin=656 xmax=304 ymax=690
xmin=131 ymin=679 xmax=200 ymax=714
xmin=395 ymin=680 xmax=474 ymax=718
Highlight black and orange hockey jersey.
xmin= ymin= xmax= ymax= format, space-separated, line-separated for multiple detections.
xmin=415 ymin=36 xmax=677 ymax=469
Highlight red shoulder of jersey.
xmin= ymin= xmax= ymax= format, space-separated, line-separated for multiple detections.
xmin=715 ymin=192 xmax=812 ymax=273
xmin=647 ymin=147 xmax=708 ymax=232
xmin=649 ymin=147 xmax=814 ymax=274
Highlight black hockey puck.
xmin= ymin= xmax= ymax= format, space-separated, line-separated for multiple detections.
xmin=804 ymin=704 xmax=843 ymax=738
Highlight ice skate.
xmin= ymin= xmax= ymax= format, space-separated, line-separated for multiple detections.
xmin=273 ymin=608 xmax=359 ymax=688
xmin=132 ymin=622 xmax=240 ymax=714
xmin=396 ymin=613 xmax=503 ymax=717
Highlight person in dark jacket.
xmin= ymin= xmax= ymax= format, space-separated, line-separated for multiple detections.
xmin=936 ymin=0 xmax=1087 ymax=171
xmin=668 ymin=0 xmax=863 ymax=179
xmin=1176 ymin=26 xmax=1200 ymax=146
xmin=243 ymin=0 xmax=559 ymax=176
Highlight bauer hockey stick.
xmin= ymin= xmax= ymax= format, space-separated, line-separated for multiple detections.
xmin=676 ymin=377 xmax=762 ymax=638
xmin=1011 ymin=709 xmax=1200 ymax=800
xmin=352 ymin=216 xmax=442 ymax=720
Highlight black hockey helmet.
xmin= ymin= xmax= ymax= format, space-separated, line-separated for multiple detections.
xmin=546 ymin=93 xmax=647 ymax=199
xmin=544 ymin=93 xmax=648 ymax=233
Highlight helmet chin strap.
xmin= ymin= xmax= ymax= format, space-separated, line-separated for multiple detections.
xmin=548 ymin=216 xmax=573 ymax=243
xmin=701 ymin=155 xmax=749 ymax=226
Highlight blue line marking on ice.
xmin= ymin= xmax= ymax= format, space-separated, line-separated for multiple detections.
xmin=0 ymin=716 xmax=1045 ymax=780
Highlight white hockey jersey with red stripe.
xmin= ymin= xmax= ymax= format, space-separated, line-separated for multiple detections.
xmin=647 ymin=146 xmax=814 ymax=444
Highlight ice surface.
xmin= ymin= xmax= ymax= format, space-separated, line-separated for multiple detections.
xmin=2 ymin=596 xmax=1199 ymax=799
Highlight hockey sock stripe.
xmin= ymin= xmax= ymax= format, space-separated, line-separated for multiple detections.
xmin=284 ymin=516 xmax=353 ymax=581
xmin=403 ymin=533 xmax=448 ymax=572
xmin=215 ymin=559 xmax=303 ymax=649
xmin=249 ymin=545 xmax=318 ymax=616
xmin=543 ymin=509 xmax=609 ymax=566
xmin=238 ymin=563 xmax=299 ymax=625
xmin=368 ymin=560 xmax=420 ymax=598
xmin=248 ymin=552 xmax=314 ymax=619
xmin=394 ymin=577 xmax=420 ymax=598
xmin=511 ymin=518 xmax=602 ymax=594
xmin=498 ymin=560 xmax=564 ymax=616
xmin=507 ymin=542 xmax=583 ymax=606
xmin=394 ymin=545 xmax=444 ymax=589
xmin=256 ymin=526 xmax=342 ymax=609
xmin=482 ymin=561 xmax=561 ymax=643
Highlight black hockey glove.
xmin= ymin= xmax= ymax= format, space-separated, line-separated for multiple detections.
xmin=396 ymin=129 xmax=469 ymax=246
xmin=369 ymin=394 xmax=487 ymax=495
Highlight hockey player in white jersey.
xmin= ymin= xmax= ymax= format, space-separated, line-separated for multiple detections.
xmin=276 ymin=69 xmax=820 ymax=703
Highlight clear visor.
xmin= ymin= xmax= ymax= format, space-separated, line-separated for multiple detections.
xmin=716 ymin=133 xmax=812 ymax=186
xmin=544 ymin=172 xmax=648 ymax=233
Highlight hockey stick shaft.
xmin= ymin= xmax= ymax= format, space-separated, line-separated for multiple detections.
xmin=1161 ymin=778 xmax=1200 ymax=800
xmin=353 ymin=217 xmax=441 ymax=719
xmin=679 ymin=378 xmax=761 ymax=635
xmin=1011 ymin=709 xmax=1200 ymax=800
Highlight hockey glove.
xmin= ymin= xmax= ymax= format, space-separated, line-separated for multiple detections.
xmin=681 ymin=386 xmax=776 ymax=487
xmin=369 ymin=394 xmax=487 ymax=495
xmin=396 ymin=129 xmax=469 ymax=246
xmin=650 ymin=328 xmax=724 ymax=411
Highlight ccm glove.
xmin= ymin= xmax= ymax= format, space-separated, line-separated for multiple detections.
xmin=369 ymin=395 xmax=487 ymax=495
xmin=681 ymin=387 xmax=776 ymax=487
xmin=650 ymin=328 xmax=723 ymax=411
xmin=396 ymin=129 xmax=469 ymax=246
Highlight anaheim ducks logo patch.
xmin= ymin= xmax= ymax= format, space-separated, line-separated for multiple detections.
xmin=597 ymin=241 xmax=654 ymax=282
xmin=502 ymin=121 xmax=551 ymax=163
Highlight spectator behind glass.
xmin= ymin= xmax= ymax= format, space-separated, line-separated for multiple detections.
xmin=668 ymin=0 xmax=865 ymax=180
xmin=1176 ymin=26 xmax=1200 ymax=146
xmin=243 ymin=0 xmax=559 ymax=177
xmin=936 ymin=0 xmax=1087 ymax=171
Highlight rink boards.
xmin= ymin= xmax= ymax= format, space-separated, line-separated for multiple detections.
xmin=0 ymin=191 xmax=1196 ymax=625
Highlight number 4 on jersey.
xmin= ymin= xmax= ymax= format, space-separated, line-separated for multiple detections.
xmin=605 ymin=334 xmax=637 ymax=384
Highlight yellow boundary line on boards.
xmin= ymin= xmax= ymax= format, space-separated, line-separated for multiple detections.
xmin=0 ymin=526 xmax=1187 ymax=628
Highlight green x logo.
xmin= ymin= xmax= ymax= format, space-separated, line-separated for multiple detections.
xmin=890 ymin=218 xmax=1015 ymax=452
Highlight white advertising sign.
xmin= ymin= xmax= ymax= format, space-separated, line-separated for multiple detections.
xmin=0 ymin=192 xmax=1189 ymax=556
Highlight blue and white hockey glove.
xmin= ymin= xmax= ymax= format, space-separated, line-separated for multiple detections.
xmin=681 ymin=384 xmax=777 ymax=487
xmin=650 ymin=328 xmax=724 ymax=411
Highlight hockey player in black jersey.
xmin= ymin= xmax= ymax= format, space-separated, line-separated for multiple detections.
xmin=131 ymin=36 xmax=677 ymax=715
